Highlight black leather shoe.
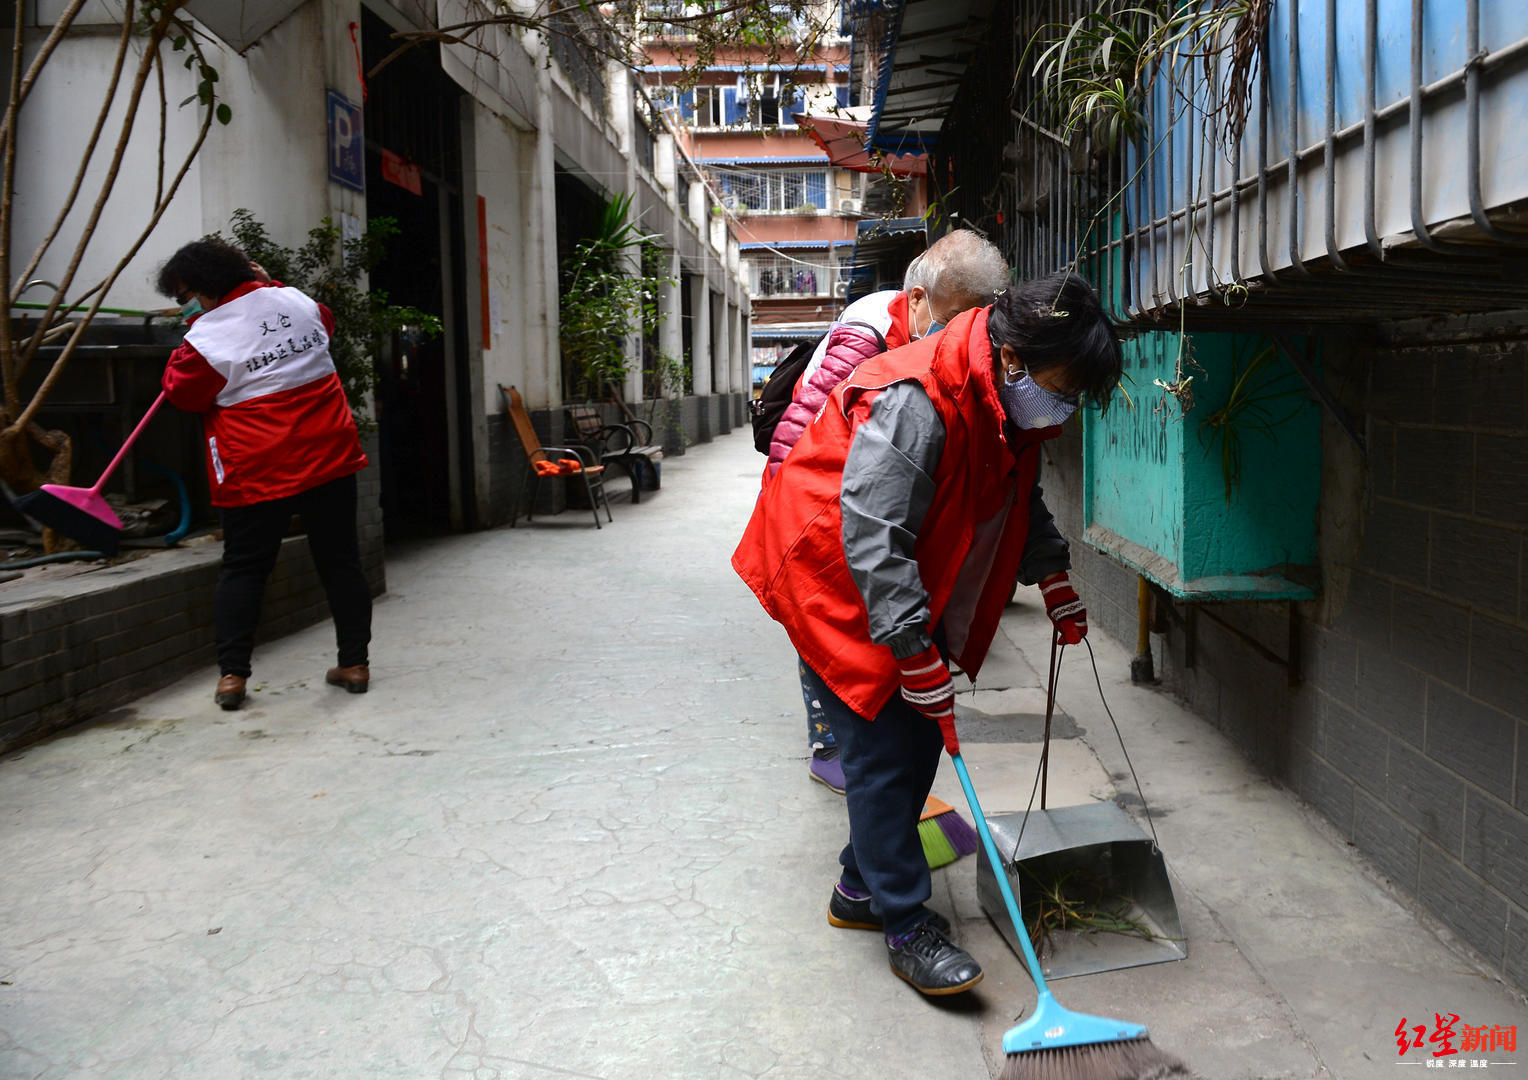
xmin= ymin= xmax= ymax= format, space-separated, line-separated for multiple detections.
xmin=215 ymin=674 xmax=246 ymax=711
xmin=828 ymin=885 xmax=951 ymax=935
xmin=886 ymin=920 xmax=983 ymax=995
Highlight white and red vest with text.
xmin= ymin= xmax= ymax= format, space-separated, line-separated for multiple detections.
xmin=163 ymin=281 xmax=366 ymax=507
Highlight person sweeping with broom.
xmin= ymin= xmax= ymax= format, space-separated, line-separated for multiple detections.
xmin=156 ymin=237 xmax=372 ymax=711
xmin=732 ymin=272 xmax=1117 ymax=997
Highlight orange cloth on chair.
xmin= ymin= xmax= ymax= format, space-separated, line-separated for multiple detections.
xmin=533 ymin=459 xmax=588 ymax=477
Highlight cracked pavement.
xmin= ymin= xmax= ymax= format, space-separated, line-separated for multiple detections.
xmin=1 ymin=431 xmax=1524 ymax=1079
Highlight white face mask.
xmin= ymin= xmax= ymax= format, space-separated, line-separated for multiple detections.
xmin=999 ymin=370 xmax=1077 ymax=429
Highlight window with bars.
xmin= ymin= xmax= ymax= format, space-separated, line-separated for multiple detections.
xmin=645 ymin=0 xmax=695 ymax=39
xmin=678 ymin=76 xmax=816 ymax=130
xmin=716 ymin=170 xmax=828 ymax=212
xmin=746 ymin=256 xmax=848 ymax=297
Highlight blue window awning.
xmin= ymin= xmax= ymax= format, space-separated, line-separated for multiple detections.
xmin=695 ymin=156 xmax=831 ymax=167
xmin=739 ymin=241 xmax=832 ymax=250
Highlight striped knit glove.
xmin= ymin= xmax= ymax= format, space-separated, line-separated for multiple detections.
xmin=1040 ymin=571 xmax=1088 ymax=645
xmin=898 ymin=643 xmax=958 ymax=754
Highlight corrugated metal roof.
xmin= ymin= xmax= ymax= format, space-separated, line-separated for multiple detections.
xmin=694 ymin=156 xmax=832 ymax=166
xmin=863 ymin=0 xmax=996 ymax=155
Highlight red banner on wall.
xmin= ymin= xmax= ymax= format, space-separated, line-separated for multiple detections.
xmin=380 ymin=148 xmax=422 ymax=196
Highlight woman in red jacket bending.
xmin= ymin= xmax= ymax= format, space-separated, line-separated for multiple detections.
xmin=733 ymin=272 xmax=1121 ymax=996
xmin=157 ymin=237 xmax=372 ymax=710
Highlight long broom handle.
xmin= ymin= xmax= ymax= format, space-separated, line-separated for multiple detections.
xmin=950 ymin=750 xmax=1053 ymax=997
xmin=89 ymin=391 xmax=167 ymax=495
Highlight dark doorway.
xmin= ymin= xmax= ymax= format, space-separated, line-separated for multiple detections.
xmin=553 ymin=168 xmax=606 ymax=399
xmin=361 ymin=9 xmax=473 ymax=539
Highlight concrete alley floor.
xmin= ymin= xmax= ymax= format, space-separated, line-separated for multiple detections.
xmin=2 ymin=430 xmax=1524 ymax=1080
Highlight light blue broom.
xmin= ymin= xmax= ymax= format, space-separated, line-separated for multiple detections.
xmin=949 ymin=749 xmax=1187 ymax=1080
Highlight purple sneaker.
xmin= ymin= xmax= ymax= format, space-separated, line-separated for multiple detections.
xmin=809 ymin=746 xmax=846 ymax=794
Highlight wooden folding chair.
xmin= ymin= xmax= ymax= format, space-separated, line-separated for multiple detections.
xmin=499 ymin=384 xmax=612 ymax=528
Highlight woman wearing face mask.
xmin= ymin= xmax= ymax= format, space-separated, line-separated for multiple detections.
xmin=732 ymin=270 xmax=1121 ymax=997
xmin=156 ymin=236 xmax=372 ymax=711
xmin=762 ymin=229 xmax=1011 ymax=793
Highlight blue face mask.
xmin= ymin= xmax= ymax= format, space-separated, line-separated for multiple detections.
xmin=911 ymin=296 xmax=945 ymax=340
xmin=999 ymin=371 xmax=1077 ymax=429
xmin=179 ymin=297 xmax=204 ymax=321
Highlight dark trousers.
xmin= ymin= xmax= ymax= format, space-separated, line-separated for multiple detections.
xmin=216 ymin=473 xmax=372 ymax=678
xmin=801 ymin=662 xmax=945 ymax=936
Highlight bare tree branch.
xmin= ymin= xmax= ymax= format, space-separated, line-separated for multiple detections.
xmin=0 ymin=0 xmax=30 ymax=410
xmin=7 ymin=0 xmax=170 ymax=413
xmin=10 ymin=11 xmax=216 ymax=437
xmin=0 ymin=0 xmax=89 ymax=146
xmin=9 ymin=11 xmax=136 ymax=310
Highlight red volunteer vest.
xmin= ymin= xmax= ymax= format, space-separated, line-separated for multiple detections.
xmin=732 ymin=308 xmax=1060 ymax=719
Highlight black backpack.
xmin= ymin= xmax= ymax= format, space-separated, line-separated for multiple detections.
xmin=748 ymin=320 xmax=885 ymax=454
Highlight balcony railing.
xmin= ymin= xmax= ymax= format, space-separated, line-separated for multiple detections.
xmin=747 ymin=257 xmax=849 ymax=298
xmin=936 ymin=0 xmax=1528 ymax=330
xmin=548 ymin=2 xmax=611 ymax=106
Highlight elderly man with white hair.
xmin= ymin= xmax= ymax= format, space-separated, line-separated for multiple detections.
xmin=761 ymin=229 xmax=1015 ymax=793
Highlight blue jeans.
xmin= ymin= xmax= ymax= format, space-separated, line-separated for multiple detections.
xmin=799 ymin=656 xmax=835 ymax=749
xmin=800 ymin=662 xmax=944 ymax=936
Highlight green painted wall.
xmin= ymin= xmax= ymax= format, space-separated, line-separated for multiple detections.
xmin=1084 ymin=330 xmax=1322 ymax=592
xmin=1084 ymin=332 xmax=1188 ymax=566
xmin=1181 ymin=335 xmax=1322 ymax=579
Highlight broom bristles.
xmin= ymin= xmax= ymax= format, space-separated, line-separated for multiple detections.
xmin=932 ymin=805 xmax=979 ymax=856
xmin=11 ymin=490 xmax=121 ymax=555
xmin=918 ymin=816 xmax=959 ymax=868
xmin=999 ymin=1036 xmax=1190 ymax=1080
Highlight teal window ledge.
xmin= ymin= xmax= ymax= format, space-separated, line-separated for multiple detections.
xmin=1084 ymin=524 xmax=1318 ymax=602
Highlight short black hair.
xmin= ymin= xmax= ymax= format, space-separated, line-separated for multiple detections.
xmin=156 ymin=237 xmax=256 ymax=301
xmin=986 ymin=271 xmax=1123 ymax=410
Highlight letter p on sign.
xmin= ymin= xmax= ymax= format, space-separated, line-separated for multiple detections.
xmin=327 ymin=89 xmax=364 ymax=193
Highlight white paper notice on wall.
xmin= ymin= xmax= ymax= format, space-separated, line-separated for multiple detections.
xmin=489 ymin=287 xmax=503 ymax=336
xmin=340 ymin=212 xmax=362 ymax=250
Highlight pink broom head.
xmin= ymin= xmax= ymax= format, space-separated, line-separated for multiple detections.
xmin=40 ymin=484 xmax=122 ymax=528
xmin=13 ymin=484 xmax=123 ymax=555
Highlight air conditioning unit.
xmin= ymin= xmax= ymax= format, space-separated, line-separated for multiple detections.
xmin=840 ymin=198 xmax=862 ymax=215
xmin=834 ymin=280 xmax=848 ymax=297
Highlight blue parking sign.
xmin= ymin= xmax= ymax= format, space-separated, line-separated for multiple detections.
xmin=327 ymin=89 xmax=364 ymax=193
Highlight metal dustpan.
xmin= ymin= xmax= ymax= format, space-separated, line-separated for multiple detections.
xmin=974 ymin=633 xmax=1186 ymax=980
xmin=975 ymin=800 xmax=1186 ymax=980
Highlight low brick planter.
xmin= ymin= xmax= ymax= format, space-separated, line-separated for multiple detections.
xmin=0 ymin=533 xmax=384 ymax=754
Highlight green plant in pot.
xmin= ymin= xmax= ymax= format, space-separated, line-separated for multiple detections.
xmin=227 ymin=209 xmax=441 ymax=430
xmin=559 ymin=192 xmax=674 ymax=402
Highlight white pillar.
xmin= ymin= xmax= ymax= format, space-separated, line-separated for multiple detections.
xmin=528 ymin=74 xmax=561 ymax=408
xmin=659 ymin=250 xmax=683 ymax=397
xmin=732 ymin=303 xmax=746 ymax=398
xmin=711 ymin=292 xmax=730 ymax=395
xmin=690 ymin=275 xmax=713 ymax=397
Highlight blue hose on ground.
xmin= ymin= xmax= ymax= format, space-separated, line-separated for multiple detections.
xmin=85 ymin=429 xmax=195 ymax=546
xmin=0 ymin=550 xmax=108 ymax=570
xmin=133 ymin=458 xmax=193 ymax=544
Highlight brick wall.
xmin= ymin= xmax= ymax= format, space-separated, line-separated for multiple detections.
xmin=1049 ymin=322 xmax=1527 ymax=991
xmin=0 ymin=438 xmax=386 ymax=753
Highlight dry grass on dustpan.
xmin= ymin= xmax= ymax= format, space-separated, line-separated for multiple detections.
xmin=1018 ymin=864 xmax=1170 ymax=958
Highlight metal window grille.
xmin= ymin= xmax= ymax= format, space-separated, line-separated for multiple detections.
xmin=716 ymin=169 xmax=830 ymax=211
xmin=548 ymin=1 xmax=611 ymax=106
xmin=933 ymin=0 xmax=1528 ymax=331
xmin=747 ymin=256 xmax=847 ymax=296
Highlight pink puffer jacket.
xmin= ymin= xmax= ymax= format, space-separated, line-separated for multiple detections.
xmin=766 ymin=326 xmax=884 ymax=476
xmin=765 ymin=290 xmax=914 ymax=476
